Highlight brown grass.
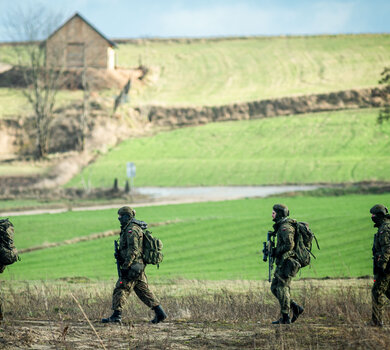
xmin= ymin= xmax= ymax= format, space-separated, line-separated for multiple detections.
xmin=0 ymin=279 xmax=389 ymax=349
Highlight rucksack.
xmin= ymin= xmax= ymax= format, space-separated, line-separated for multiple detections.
xmin=142 ymin=229 xmax=163 ymax=266
xmin=293 ymin=221 xmax=319 ymax=268
xmin=0 ymin=218 xmax=19 ymax=266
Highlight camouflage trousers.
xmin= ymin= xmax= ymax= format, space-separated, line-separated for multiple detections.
xmin=112 ymin=271 xmax=159 ymax=311
xmin=372 ymin=272 xmax=390 ymax=322
xmin=271 ymin=258 xmax=300 ymax=314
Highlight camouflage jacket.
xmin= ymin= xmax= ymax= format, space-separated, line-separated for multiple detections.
xmin=0 ymin=218 xmax=18 ymax=268
xmin=373 ymin=216 xmax=390 ymax=271
xmin=273 ymin=217 xmax=296 ymax=265
xmin=119 ymin=221 xmax=144 ymax=269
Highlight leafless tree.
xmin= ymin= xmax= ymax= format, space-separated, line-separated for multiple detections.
xmin=78 ymin=65 xmax=90 ymax=152
xmin=3 ymin=4 xmax=64 ymax=158
xmin=378 ymin=67 xmax=390 ymax=124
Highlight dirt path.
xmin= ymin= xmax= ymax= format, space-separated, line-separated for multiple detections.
xmin=2 ymin=318 xmax=387 ymax=350
xmin=0 ymin=318 xmax=368 ymax=350
xmin=0 ymin=185 xmax=318 ymax=217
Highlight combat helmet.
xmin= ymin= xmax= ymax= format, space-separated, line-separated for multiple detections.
xmin=118 ymin=206 xmax=136 ymax=218
xmin=273 ymin=204 xmax=289 ymax=217
xmin=370 ymin=204 xmax=388 ymax=217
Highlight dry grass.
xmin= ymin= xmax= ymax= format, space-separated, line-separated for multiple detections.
xmin=0 ymin=279 xmax=389 ymax=349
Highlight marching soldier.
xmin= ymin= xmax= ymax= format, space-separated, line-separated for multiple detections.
xmin=269 ymin=204 xmax=304 ymax=324
xmin=102 ymin=206 xmax=166 ymax=324
xmin=0 ymin=218 xmax=19 ymax=323
xmin=370 ymin=204 xmax=390 ymax=327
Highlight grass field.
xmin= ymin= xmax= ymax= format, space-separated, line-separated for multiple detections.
xmin=1 ymin=35 xmax=390 ymax=109
xmin=116 ymin=34 xmax=390 ymax=106
xmin=0 ymin=88 xmax=82 ymax=118
xmin=66 ymin=108 xmax=390 ymax=188
xmin=2 ymin=193 xmax=389 ymax=281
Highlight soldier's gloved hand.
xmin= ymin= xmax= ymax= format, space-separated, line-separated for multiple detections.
xmin=270 ymin=248 xmax=276 ymax=258
xmin=114 ymin=251 xmax=120 ymax=259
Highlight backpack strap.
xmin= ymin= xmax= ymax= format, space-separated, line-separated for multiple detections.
xmin=313 ymin=234 xmax=320 ymax=250
xmin=307 ymin=248 xmax=317 ymax=259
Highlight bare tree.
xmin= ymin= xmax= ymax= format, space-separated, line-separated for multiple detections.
xmin=378 ymin=67 xmax=390 ymax=124
xmin=3 ymin=4 xmax=64 ymax=158
xmin=78 ymin=65 xmax=90 ymax=152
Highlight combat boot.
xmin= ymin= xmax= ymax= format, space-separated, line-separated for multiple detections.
xmin=150 ymin=305 xmax=167 ymax=324
xmin=291 ymin=301 xmax=304 ymax=323
xmin=101 ymin=310 xmax=122 ymax=323
xmin=369 ymin=312 xmax=383 ymax=327
xmin=272 ymin=312 xmax=291 ymax=324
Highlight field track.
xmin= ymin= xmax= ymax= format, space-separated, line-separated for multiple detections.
xmin=2 ymin=319 xmax=378 ymax=350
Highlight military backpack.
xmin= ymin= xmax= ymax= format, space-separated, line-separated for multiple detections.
xmin=142 ymin=229 xmax=163 ymax=266
xmin=293 ymin=221 xmax=319 ymax=268
xmin=0 ymin=218 xmax=19 ymax=266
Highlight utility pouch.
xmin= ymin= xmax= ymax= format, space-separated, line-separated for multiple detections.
xmin=128 ymin=262 xmax=145 ymax=279
xmin=282 ymin=257 xmax=301 ymax=278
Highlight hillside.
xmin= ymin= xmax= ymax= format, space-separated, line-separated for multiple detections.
xmin=3 ymin=193 xmax=389 ymax=281
xmin=1 ymin=34 xmax=390 ymax=111
xmin=116 ymin=34 xmax=390 ymax=106
xmin=66 ymin=108 xmax=390 ymax=188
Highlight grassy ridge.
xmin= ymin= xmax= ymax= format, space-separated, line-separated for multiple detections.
xmin=3 ymin=193 xmax=390 ymax=281
xmin=116 ymin=35 xmax=390 ymax=106
xmin=1 ymin=35 xmax=390 ymax=109
xmin=67 ymin=108 xmax=390 ymax=188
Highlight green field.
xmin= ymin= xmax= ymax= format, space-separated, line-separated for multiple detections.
xmin=1 ymin=35 xmax=390 ymax=109
xmin=67 ymin=108 xmax=390 ymax=188
xmin=116 ymin=35 xmax=390 ymax=106
xmin=2 ymin=193 xmax=389 ymax=281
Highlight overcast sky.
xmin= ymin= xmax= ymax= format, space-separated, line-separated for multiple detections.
xmin=0 ymin=0 xmax=389 ymax=41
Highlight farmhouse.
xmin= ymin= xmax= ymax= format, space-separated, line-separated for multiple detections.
xmin=45 ymin=12 xmax=116 ymax=70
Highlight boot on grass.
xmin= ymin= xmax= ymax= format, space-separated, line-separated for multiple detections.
xmin=150 ymin=305 xmax=167 ymax=324
xmin=369 ymin=312 xmax=383 ymax=327
xmin=272 ymin=312 xmax=291 ymax=324
xmin=291 ymin=301 xmax=304 ymax=323
xmin=101 ymin=310 xmax=122 ymax=323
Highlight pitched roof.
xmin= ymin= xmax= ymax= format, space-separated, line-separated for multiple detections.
xmin=45 ymin=12 xmax=117 ymax=47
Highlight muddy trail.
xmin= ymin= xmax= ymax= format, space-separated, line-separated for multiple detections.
xmin=0 ymin=318 xmax=385 ymax=350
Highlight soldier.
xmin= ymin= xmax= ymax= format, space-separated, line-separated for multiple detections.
xmin=102 ymin=206 xmax=167 ymax=324
xmin=0 ymin=264 xmax=5 ymax=322
xmin=270 ymin=204 xmax=304 ymax=324
xmin=370 ymin=204 xmax=390 ymax=327
xmin=0 ymin=218 xmax=19 ymax=323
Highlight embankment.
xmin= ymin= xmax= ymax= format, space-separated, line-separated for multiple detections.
xmin=145 ymin=86 xmax=390 ymax=127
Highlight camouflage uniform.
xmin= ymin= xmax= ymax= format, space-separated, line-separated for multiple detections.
xmin=0 ymin=265 xmax=4 ymax=321
xmin=0 ymin=218 xmax=19 ymax=323
xmin=269 ymin=204 xmax=303 ymax=324
xmin=103 ymin=207 xmax=166 ymax=324
xmin=371 ymin=204 xmax=390 ymax=326
xmin=112 ymin=220 xmax=159 ymax=311
xmin=270 ymin=217 xmax=300 ymax=315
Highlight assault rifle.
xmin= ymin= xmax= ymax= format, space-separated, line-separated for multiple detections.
xmin=114 ymin=240 xmax=122 ymax=284
xmin=262 ymin=231 xmax=276 ymax=282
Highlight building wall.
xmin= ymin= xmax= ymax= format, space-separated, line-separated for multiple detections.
xmin=107 ymin=47 xmax=115 ymax=70
xmin=46 ymin=16 xmax=114 ymax=69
